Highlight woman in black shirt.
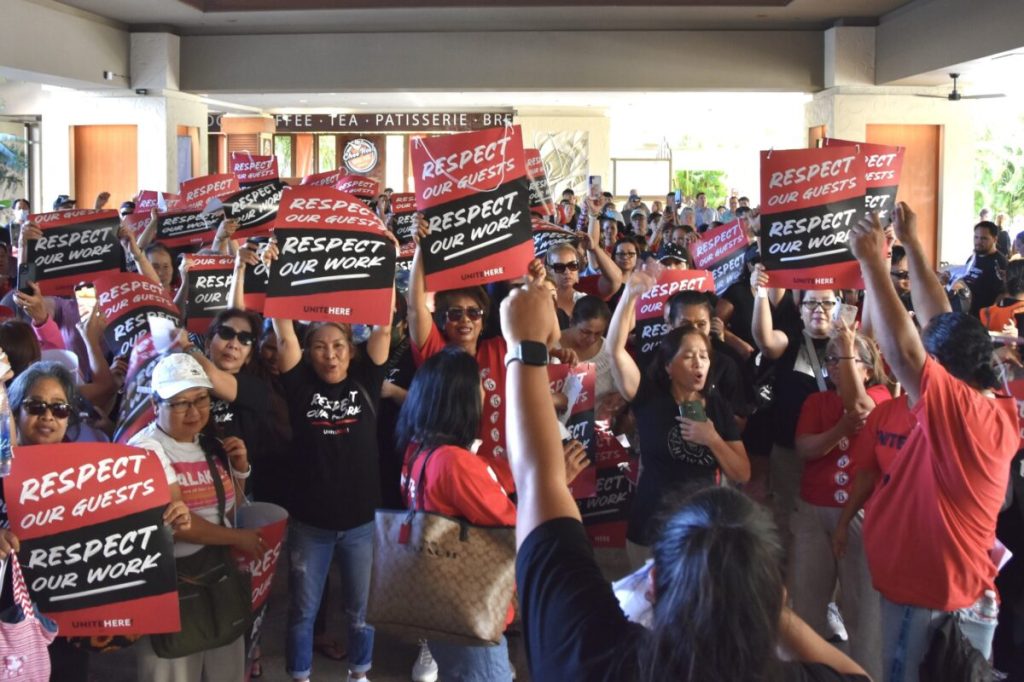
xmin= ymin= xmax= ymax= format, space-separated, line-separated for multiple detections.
xmin=499 ymin=277 xmax=871 ymax=682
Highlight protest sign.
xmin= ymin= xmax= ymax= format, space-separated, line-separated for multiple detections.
xmin=410 ymin=125 xmax=534 ymax=290
xmin=549 ymin=363 xmax=597 ymax=499
xmin=231 ymin=152 xmax=279 ymax=185
xmin=242 ymin=242 xmax=271 ymax=313
xmin=234 ymin=502 xmax=288 ymax=678
xmin=155 ymin=209 xmax=215 ymax=248
xmin=691 ymin=219 xmax=749 ymax=295
xmin=532 ymin=220 xmax=578 ymax=258
xmin=300 ymin=169 xmax=346 ymax=187
xmin=133 ymin=190 xmax=177 ymax=213
xmin=184 ymin=255 xmax=235 ymax=333
xmin=113 ymin=336 xmax=162 ymax=445
xmin=221 ymin=180 xmax=286 ymax=239
xmin=760 ymin=147 xmax=866 ymax=290
xmin=634 ymin=269 xmax=715 ymax=368
xmin=25 ymin=210 xmax=122 ymax=297
xmin=577 ymin=423 xmax=636 ymax=549
xmin=5 ymin=442 xmax=179 ymax=636
xmin=525 ymin=149 xmax=555 ymax=217
xmin=334 ymin=175 xmax=380 ymax=207
xmin=390 ymin=193 xmax=418 ymax=246
xmin=823 ymin=138 xmax=905 ymax=223
xmin=178 ymin=173 xmax=241 ymax=210
xmin=95 ymin=272 xmax=180 ymax=357
xmin=265 ymin=186 xmax=396 ymax=325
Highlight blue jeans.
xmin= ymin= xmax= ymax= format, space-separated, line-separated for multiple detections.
xmin=428 ymin=636 xmax=513 ymax=682
xmin=286 ymin=519 xmax=375 ymax=678
xmin=881 ymin=596 xmax=998 ymax=682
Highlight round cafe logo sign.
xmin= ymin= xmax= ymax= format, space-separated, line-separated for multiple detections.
xmin=343 ymin=138 xmax=378 ymax=174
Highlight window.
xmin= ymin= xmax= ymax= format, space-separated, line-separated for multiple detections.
xmin=274 ymin=135 xmax=293 ymax=177
xmin=318 ymin=135 xmax=337 ymax=172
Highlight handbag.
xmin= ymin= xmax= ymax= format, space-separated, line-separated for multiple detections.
xmin=150 ymin=437 xmax=252 ymax=658
xmin=367 ymin=447 xmax=516 ymax=646
xmin=918 ymin=613 xmax=994 ymax=682
xmin=0 ymin=552 xmax=58 ymax=681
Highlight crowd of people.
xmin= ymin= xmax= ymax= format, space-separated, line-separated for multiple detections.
xmin=0 ymin=180 xmax=1018 ymax=682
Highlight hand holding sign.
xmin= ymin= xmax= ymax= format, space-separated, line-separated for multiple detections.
xmin=850 ymin=211 xmax=887 ymax=264
xmin=892 ymin=201 xmax=919 ymax=247
xmin=564 ymin=440 xmax=590 ymax=485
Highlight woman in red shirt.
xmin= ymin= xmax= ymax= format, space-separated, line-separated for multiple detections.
xmin=793 ymin=324 xmax=892 ymax=681
xmin=397 ymin=347 xmax=518 ymax=681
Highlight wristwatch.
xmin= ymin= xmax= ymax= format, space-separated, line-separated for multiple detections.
xmin=505 ymin=341 xmax=549 ymax=367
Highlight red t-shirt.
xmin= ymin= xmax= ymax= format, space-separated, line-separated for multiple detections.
xmin=412 ymin=325 xmax=514 ymax=493
xmin=862 ymin=357 xmax=1018 ymax=610
xmin=796 ymin=384 xmax=892 ymax=507
xmin=850 ymin=393 xmax=914 ymax=479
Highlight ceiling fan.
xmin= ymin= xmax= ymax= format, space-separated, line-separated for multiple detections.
xmin=916 ymin=73 xmax=1004 ymax=101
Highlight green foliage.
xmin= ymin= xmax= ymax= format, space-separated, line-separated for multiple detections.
xmin=0 ymin=133 xmax=27 ymax=195
xmin=975 ymin=118 xmax=1024 ymax=218
xmin=674 ymin=170 xmax=729 ymax=205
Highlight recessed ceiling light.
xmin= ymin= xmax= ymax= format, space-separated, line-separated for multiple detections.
xmin=359 ymin=101 xmax=368 ymax=105
xmin=299 ymin=99 xmax=308 ymax=104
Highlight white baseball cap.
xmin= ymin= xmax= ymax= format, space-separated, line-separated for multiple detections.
xmin=151 ymin=353 xmax=213 ymax=400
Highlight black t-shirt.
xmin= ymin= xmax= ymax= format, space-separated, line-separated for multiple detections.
xmin=376 ymin=337 xmax=415 ymax=509
xmin=772 ymin=328 xmax=829 ymax=449
xmin=963 ymin=250 xmax=1009 ymax=316
xmin=628 ymin=377 xmax=741 ymax=545
xmin=279 ymin=358 xmax=386 ymax=530
xmin=517 ymin=517 xmax=871 ymax=682
xmin=723 ymin=278 xmax=757 ymax=348
xmin=710 ymin=337 xmax=750 ymax=417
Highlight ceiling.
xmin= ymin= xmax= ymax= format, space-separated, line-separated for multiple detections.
xmin=58 ymin=0 xmax=915 ymax=34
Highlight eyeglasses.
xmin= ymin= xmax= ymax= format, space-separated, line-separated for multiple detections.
xmin=802 ymin=300 xmax=837 ymax=311
xmin=549 ymin=261 xmax=580 ymax=274
xmin=890 ymin=270 xmax=909 ymax=280
xmin=21 ymin=399 xmax=72 ymax=419
xmin=214 ymin=326 xmax=256 ymax=346
xmin=824 ymin=355 xmax=867 ymax=367
xmin=161 ymin=394 xmax=212 ymax=414
xmin=445 ymin=307 xmax=484 ymax=323
xmin=615 ymin=251 xmax=638 ymax=259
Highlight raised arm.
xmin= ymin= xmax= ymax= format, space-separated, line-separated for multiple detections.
xmin=604 ymin=271 xmax=651 ymax=401
xmin=894 ymin=203 xmax=950 ymax=330
xmin=833 ymin=321 xmax=878 ymax=415
xmin=227 ymin=242 xmax=259 ymax=312
xmin=851 ymin=205 xmax=927 ymax=401
xmin=118 ymin=225 xmax=161 ymax=286
xmin=177 ymin=330 xmax=240 ymax=402
xmin=137 ymin=208 xmax=158 ymax=249
xmin=265 ymin=240 xmax=302 ymax=374
xmin=749 ymin=264 xmax=790 ymax=360
xmin=406 ymin=214 xmax=434 ymax=349
xmin=75 ymin=307 xmax=116 ymax=407
xmin=501 ymin=280 xmax=580 ymax=548
xmin=365 ymin=288 xmax=394 ymax=366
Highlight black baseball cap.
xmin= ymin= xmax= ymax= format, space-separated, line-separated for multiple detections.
xmin=658 ymin=242 xmax=688 ymax=265
xmin=53 ymin=194 xmax=76 ymax=210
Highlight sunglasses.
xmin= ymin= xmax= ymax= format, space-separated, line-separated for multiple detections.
xmin=214 ymin=326 xmax=256 ymax=346
xmin=22 ymin=399 xmax=72 ymax=419
xmin=891 ymin=270 xmax=910 ymax=280
xmin=549 ymin=261 xmax=580 ymax=274
xmin=445 ymin=307 xmax=484 ymax=323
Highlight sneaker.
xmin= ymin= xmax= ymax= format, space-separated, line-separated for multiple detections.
xmin=412 ymin=640 xmax=439 ymax=682
xmin=827 ymin=601 xmax=848 ymax=642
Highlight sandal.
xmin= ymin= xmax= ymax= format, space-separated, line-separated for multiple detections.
xmin=314 ymin=638 xmax=347 ymax=661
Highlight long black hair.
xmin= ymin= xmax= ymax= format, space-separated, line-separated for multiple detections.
xmin=638 ymin=486 xmax=785 ymax=682
xmin=646 ymin=323 xmax=712 ymax=390
xmin=395 ymin=347 xmax=481 ymax=454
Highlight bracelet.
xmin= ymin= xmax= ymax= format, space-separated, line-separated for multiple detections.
xmin=230 ymin=465 xmax=252 ymax=480
xmin=184 ymin=345 xmax=203 ymax=356
xmin=755 ymin=287 xmax=768 ymax=299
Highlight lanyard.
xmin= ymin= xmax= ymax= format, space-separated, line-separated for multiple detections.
xmin=802 ymin=331 xmax=827 ymax=393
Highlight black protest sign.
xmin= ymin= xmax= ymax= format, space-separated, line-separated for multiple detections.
xmin=265 ymin=186 xmax=396 ymax=325
xmin=243 ymin=248 xmax=270 ymax=313
xmin=633 ymin=270 xmax=715 ymax=368
xmin=155 ymin=209 xmax=215 ymax=249
xmin=184 ymin=254 xmax=235 ymax=333
xmin=531 ymin=220 xmax=578 ymax=258
xmin=410 ymin=125 xmax=534 ymax=290
xmin=113 ymin=338 xmax=161 ymax=445
xmin=390 ymin=193 xmax=418 ymax=246
xmin=760 ymin=146 xmax=866 ymax=290
xmin=221 ymin=180 xmax=286 ymax=239
xmin=94 ymin=272 xmax=180 ymax=358
xmin=690 ymin=219 xmax=749 ymax=295
xmin=525 ymin=148 xmax=555 ymax=216
xmin=549 ymin=363 xmax=597 ymax=499
xmin=25 ymin=210 xmax=122 ymax=297
xmin=823 ymin=138 xmax=905 ymax=223
xmin=5 ymin=442 xmax=179 ymax=636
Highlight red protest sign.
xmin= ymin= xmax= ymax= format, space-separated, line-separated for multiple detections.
xmin=154 ymin=208 xmax=215 ymax=249
xmin=691 ymin=219 xmax=749 ymax=295
xmin=220 ymin=180 xmax=286 ymax=240
xmin=410 ymin=125 xmax=534 ymax=290
xmin=823 ymin=138 xmax=905 ymax=223
xmin=300 ymin=169 xmax=345 ymax=187
xmin=334 ymin=175 xmax=380 ymax=202
xmin=25 ymin=209 xmax=122 ymax=297
xmin=184 ymin=254 xmax=235 ymax=333
xmin=577 ymin=423 xmax=636 ymax=549
xmin=114 ymin=337 xmax=161 ymax=445
xmin=265 ymin=186 xmax=396 ymax=325
xmin=4 ymin=443 xmax=179 ymax=636
xmin=390 ymin=193 xmax=418 ymax=246
xmin=242 ymin=241 xmax=271 ymax=313
xmin=133 ymin=190 xmax=177 ymax=213
xmin=232 ymin=503 xmax=288 ymax=612
xmin=760 ymin=147 xmax=866 ymax=290
xmin=532 ymin=221 xmax=578 ymax=259
xmin=525 ymin=149 xmax=555 ymax=217
xmin=634 ymin=269 xmax=715 ymax=366
xmin=178 ymin=173 xmax=240 ymax=209
xmin=231 ymin=152 xmax=279 ymax=185
xmin=95 ymin=272 xmax=179 ymax=357
xmin=549 ymin=363 xmax=598 ymax=499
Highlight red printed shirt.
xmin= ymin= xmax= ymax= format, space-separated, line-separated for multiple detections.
xmin=850 ymin=393 xmax=914 ymax=480
xmin=412 ymin=325 xmax=513 ymax=493
xmin=796 ymin=384 xmax=892 ymax=507
xmin=862 ymin=358 xmax=1018 ymax=610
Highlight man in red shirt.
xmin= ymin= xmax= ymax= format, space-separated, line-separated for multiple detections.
xmin=850 ymin=203 xmax=1018 ymax=681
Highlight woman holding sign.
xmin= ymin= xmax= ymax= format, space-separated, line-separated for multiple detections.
xmin=0 ymin=361 xmax=192 ymax=682
xmin=264 ymin=241 xmax=391 ymax=682
xmin=607 ymin=271 xmax=749 ymax=568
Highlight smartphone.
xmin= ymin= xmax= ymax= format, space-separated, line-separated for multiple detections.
xmin=588 ymin=175 xmax=602 ymax=198
xmin=17 ymin=262 xmax=36 ymax=295
xmin=674 ymin=189 xmax=683 ymax=204
xmin=74 ymin=282 xmax=97 ymax=326
xmin=678 ymin=400 xmax=707 ymax=422
xmin=833 ymin=303 xmax=858 ymax=328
